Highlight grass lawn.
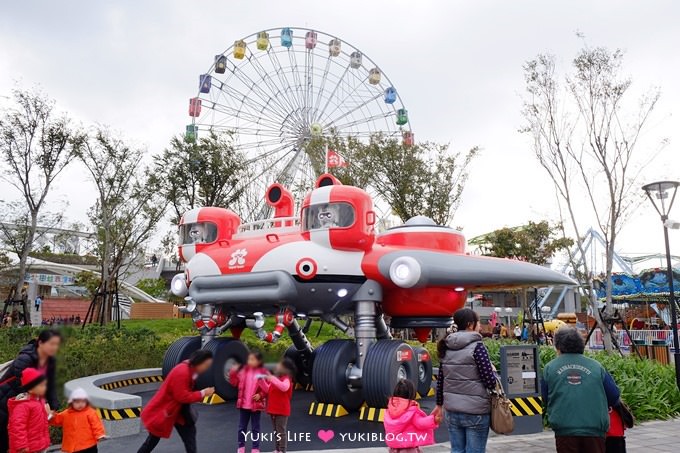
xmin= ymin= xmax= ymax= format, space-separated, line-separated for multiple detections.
xmin=122 ymin=318 xmax=195 ymax=342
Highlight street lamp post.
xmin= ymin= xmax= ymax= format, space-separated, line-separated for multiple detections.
xmin=642 ymin=180 xmax=680 ymax=390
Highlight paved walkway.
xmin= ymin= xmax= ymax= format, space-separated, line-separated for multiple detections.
xmin=329 ymin=419 xmax=680 ymax=453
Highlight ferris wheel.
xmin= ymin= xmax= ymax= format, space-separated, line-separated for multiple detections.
xmin=186 ymin=27 xmax=412 ymax=216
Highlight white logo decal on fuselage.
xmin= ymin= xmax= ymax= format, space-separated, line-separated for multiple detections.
xmin=228 ymin=248 xmax=248 ymax=268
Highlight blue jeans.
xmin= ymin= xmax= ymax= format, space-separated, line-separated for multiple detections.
xmin=238 ymin=409 xmax=262 ymax=449
xmin=446 ymin=412 xmax=490 ymax=453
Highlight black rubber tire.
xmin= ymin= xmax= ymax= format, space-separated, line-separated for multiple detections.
xmin=284 ymin=345 xmax=314 ymax=388
xmin=413 ymin=346 xmax=433 ymax=397
xmin=312 ymin=340 xmax=364 ymax=411
xmin=196 ymin=338 xmax=249 ymax=400
xmin=162 ymin=336 xmax=202 ymax=378
xmin=363 ymin=340 xmax=418 ymax=408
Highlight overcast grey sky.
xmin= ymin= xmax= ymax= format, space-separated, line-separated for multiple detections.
xmin=1 ymin=1 xmax=678 ymax=267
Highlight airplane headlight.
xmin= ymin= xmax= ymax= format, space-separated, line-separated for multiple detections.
xmin=171 ymin=273 xmax=188 ymax=297
xmin=389 ymin=256 xmax=422 ymax=288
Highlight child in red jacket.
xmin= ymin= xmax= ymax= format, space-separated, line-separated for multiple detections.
xmin=8 ymin=368 xmax=51 ymax=453
xmin=383 ymin=379 xmax=439 ymax=453
xmin=229 ymin=351 xmax=269 ymax=453
xmin=263 ymin=358 xmax=296 ymax=453
xmin=606 ymin=401 xmax=634 ymax=453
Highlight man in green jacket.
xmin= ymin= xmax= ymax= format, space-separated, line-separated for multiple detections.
xmin=542 ymin=327 xmax=620 ymax=453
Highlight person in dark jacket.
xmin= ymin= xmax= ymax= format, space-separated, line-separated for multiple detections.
xmin=434 ymin=309 xmax=496 ymax=453
xmin=137 ymin=350 xmax=215 ymax=453
xmin=0 ymin=329 xmax=61 ymax=452
xmin=542 ymin=327 xmax=621 ymax=453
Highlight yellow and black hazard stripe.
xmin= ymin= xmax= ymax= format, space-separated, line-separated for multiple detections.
xmin=415 ymin=387 xmax=436 ymax=400
xmin=295 ymin=382 xmax=314 ymax=392
xmin=308 ymin=402 xmax=349 ymax=418
xmin=202 ymin=394 xmax=226 ymax=405
xmin=96 ymin=407 xmax=142 ymax=420
xmin=99 ymin=375 xmax=163 ymax=391
xmin=509 ymin=396 xmax=543 ymax=416
xmin=358 ymin=405 xmax=385 ymax=422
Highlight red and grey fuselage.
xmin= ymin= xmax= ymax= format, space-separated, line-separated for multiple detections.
xmin=172 ymin=174 xmax=574 ymax=337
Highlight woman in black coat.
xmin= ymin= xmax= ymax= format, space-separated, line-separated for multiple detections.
xmin=0 ymin=329 xmax=61 ymax=452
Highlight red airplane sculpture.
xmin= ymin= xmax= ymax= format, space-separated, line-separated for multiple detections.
xmin=164 ymin=174 xmax=575 ymax=411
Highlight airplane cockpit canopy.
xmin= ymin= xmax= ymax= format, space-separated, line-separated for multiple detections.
xmin=180 ymin=221 xmax=218 ymax=245
xmin=302 ymin=202 xmax=355 ymax=231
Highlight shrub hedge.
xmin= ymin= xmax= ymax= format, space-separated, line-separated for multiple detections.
xmin=2 ymin=325 xmax=678 ymax=424
xmin=0 ymin=325 xmax=168 ymax=408
xmin=484 ymin=339 xmax=680 ymax=422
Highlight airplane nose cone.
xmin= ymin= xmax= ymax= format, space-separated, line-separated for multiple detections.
xmin=379 ymin=251 xmax=577 ymax=289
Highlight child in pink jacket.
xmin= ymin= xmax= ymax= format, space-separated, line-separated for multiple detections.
xmin=383 ymin=379 xmax=439 ymax=453
xmin=229 ymin=351 xmax=269 ymax=453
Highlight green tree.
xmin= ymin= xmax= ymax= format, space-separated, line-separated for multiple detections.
xmin=135 ymin=278 xmax=168 ymax=299
xmin=74 ymin=271 xmax=101 ymax=298
xmin=305 ymin=134 xmax=371 ymax=188
xmin=154 ymin=131 xmax=250 ymax=223
xmin=360 ymin=138 xmax=477 ymax=225
xmin=476 ymin=221 xmax=573 ymax=265
xmin=78 ymin=128 xmax=167 ymax=324
xmin=308 ymin=134 xmax=478 ymax=226
xmin=0 ymin=88 xmax=83 ymax=296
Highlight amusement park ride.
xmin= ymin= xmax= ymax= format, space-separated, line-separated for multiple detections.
xmin=161 ymin=27 xmax=575 ymax=412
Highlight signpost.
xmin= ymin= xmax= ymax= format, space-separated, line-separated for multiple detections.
xmin=500 ymin=344 xmax=543 ymax=434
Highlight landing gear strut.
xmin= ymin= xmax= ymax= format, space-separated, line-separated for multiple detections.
xmin=284 ymin=313 xmax=315 ymax=387
xmin=311 ymin=280 xmax=422 ymax=411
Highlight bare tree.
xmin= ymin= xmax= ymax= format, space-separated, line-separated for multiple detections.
xmin=522 ymin=45 xmax=664 ymax=348
xmin=78 ymin=128 xmax=166 ymax=323
xmin=0 ymin=88 xmax=83 ymax=296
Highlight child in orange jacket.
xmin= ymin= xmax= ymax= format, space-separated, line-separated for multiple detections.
xmin=50 ymin=388 xmax=106 ymax=453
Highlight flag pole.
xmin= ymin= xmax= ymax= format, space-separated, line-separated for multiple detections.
xmin=324 ymin=142 xmax=328 ymax=174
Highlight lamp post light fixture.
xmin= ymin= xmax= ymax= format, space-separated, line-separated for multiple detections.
xmin=504 ymin=307 xmax=513 ymax=327
xmin=642 ymin=180 xmax=680 ymax=390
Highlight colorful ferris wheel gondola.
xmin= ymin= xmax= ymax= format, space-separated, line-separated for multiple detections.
xmin=350 ymin=51 xmax=362 ymax=69
xmin=214 ymin=55 xmax=227 ymax=74
xmin=199 ymin=74 xmax=211 ymax=93
xmin=305 ymin=30 xmax=318 ymax=49
xmin=368 ymin=67 xmax=381 ymax=85
xmin=233 ymin=40 xmax=247 ymax=59
xmin=329 ymin=38 xmax=341 ymax=56
xmin=384 ymin=87 xmax=397 ymax=104
xmin=281 ymin=27 xmax=293 ymax=47
xmin=257 ymin=31 xmax=270 ymax=50
xmin=402 ymin=131 xmax=414 ymax=146
xmin=396 ymin=108 xmax=409 ymax=126
xmin=189 ymin=97 xmax=202 ymax=117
